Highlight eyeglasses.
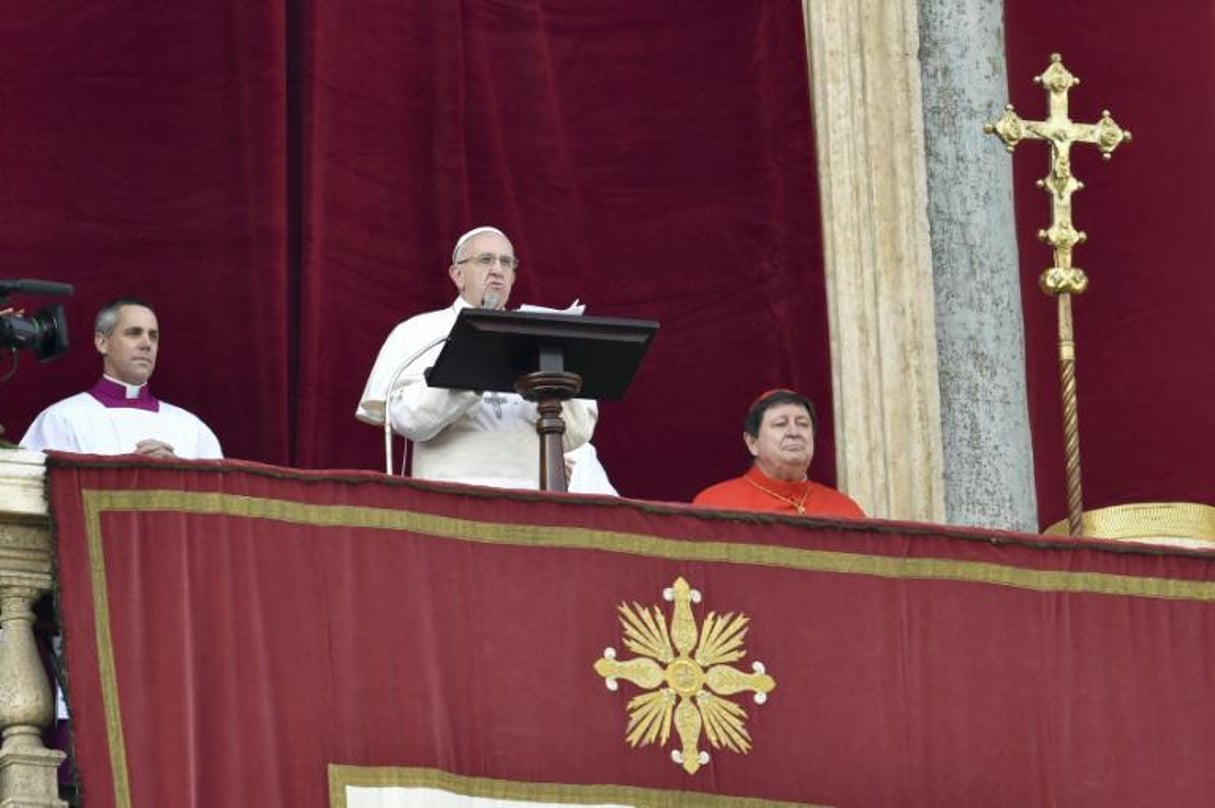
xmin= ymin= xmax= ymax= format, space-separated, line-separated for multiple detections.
xmin=457 ymin=253 xmax=518 ymax=271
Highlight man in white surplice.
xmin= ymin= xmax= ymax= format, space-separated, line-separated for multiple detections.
xmin=21 ymin=297 xmax=222 ymax=460
xmin=356 ymin=226 xmax=597 ymax=489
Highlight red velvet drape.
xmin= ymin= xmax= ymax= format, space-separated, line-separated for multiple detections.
xmin=0 ymin=2 xmax=291 ymax=463
xmin=1003 ymin=2 xmax=1215 ymax=525
xmin=1 ymin=1 xmax=831 ymax=502
xmin=49 ymin=456 xmax=1215 ymax=807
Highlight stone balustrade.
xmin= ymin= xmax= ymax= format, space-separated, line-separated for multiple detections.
xmin=0 ymin=448 xmax=66 ymax=808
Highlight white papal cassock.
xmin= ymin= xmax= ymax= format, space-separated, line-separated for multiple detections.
xmin=357 ymin=297 xmax=597 ymax=490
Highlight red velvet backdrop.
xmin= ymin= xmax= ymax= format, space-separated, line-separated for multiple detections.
xmin=1 ymin=1 xmax=832 ymax=502
xmin=1002 ymin=3 xmax=1215 ymax=526
xmin=0 ymin=2 xmax=291 ymax=462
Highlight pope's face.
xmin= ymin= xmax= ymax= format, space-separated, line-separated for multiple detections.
xmin=449 ymin=231 xmax=516 ymax=309
xmin=96 ymin=305 xmax=159 ymax=385
xmin=744 ymin=402 xmax=815 ymax=481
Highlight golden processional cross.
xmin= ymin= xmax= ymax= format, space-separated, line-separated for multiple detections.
xmin=985 ymin=53 xmax=1131 ymax=537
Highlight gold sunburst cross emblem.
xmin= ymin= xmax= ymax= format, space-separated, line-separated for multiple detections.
xmin=593 ymin=577 xmax=776 ymax=775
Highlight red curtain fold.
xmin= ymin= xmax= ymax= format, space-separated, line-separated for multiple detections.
xmin=0 ymin=1 xmax=292 ymax=463
xmin=6 ymin=0 xmax=1214 ymax=522
xmin=49 ymin=455 xmax=1215 ymax=807
xmin=296 ymin=0 xmax=832 ymax=499
xmin=2 ymin=1 xmax=832 ymax=504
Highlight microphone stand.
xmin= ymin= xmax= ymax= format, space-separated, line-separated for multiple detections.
xmin=380 ymin=294 xmax=501 ymax=474
xmin=381 ymin=335 xmax=448 ymax=475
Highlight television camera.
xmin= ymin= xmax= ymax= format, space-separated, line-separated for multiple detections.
xmin=0 ymin=279 xmax=72 ymax=367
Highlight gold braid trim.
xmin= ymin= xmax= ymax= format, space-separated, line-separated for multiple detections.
xmin=1044 ymin=501 xmax=1215 ymax=545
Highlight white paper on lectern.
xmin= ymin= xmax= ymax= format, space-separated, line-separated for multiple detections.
xmin=515 ymin=299 xmax=584 ymax=315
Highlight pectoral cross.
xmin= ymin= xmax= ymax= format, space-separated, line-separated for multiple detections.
xmin=484 ymin=391 xmax=507 ymax=419
xmin=985 ymin=53 xmax=1132 ymax=538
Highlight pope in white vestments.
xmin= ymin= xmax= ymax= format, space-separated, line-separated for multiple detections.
xmin=356 ymin=226 xmax=596 ymax=489
xmin=566 ymin=442 xmax=618 ymax=495
xmin=20 ymin=298 xmax=222 ymax=460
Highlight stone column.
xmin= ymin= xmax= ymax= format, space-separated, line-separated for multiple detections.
xmin=802 ymin=0 xmax=946 ymax=522
xmin=917 ymin=0 xmax=1038 ymax=530
xmin=0 ymin=450 xmax=66 ymax=808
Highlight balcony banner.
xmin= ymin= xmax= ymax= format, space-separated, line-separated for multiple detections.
xmin=46 ymin=454 xmax=1215 ymax=807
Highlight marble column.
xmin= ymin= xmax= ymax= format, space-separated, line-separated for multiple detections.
xmin=802 ymin=0 xmax=946 ymax=522
xmin=917 ymin=0 xmax=1038 ymax=530
xmin=803 ymin=0 xmax=1037 ymax=529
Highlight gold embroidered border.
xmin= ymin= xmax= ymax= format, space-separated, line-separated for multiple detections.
xmin=79 ymin=488 xmax=1215 ymax=808
xmin=327 ymin=764 xmax=829 ymax=807
xmin=85 ymin=489 xmax=1215 ymax=600
xmin=82 ymin=488 xmax=134 ymax=808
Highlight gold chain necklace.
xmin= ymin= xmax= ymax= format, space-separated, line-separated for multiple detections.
xmin=744 ymin=475 xmax=810 ymax=515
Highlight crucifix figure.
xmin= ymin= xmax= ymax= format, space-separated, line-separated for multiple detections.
xmin=985 ymin=53 xmax=1131 ymax=537
xmin=483 ymin=391 xmax=507 ymax=419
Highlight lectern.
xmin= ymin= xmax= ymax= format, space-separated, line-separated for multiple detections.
xmin=425 ymin=309 xmax=658 ymax=492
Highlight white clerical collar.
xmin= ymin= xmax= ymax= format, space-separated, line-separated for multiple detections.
xmin=103 ymin=374 xmax=147 ymax=400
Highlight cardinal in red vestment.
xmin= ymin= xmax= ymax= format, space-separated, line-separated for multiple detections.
xmin=693 ymin=388 xmax=865 ymax=518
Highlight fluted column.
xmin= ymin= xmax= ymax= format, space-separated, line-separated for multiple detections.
xmin=801 ymin=0 xmax=946 ymax=522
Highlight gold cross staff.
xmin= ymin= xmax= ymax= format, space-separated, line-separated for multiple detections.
xmin=985 ymin=53 xmax=1132 ymax=537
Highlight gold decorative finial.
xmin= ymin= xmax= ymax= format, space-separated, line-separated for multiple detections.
xmin=593 ymin=577 xmax=775 ymax=775
xmin=985 ymin=54 xmax=1131 ymax=537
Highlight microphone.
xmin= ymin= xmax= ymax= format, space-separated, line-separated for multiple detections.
xmin=381 ymin=292 xmax=500 ymax=474
xmin=381 ymin=334 xmax=448 ymax=474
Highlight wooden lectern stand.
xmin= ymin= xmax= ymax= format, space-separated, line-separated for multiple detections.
xmin=425 ymin=309 xmax=658 ymax=492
